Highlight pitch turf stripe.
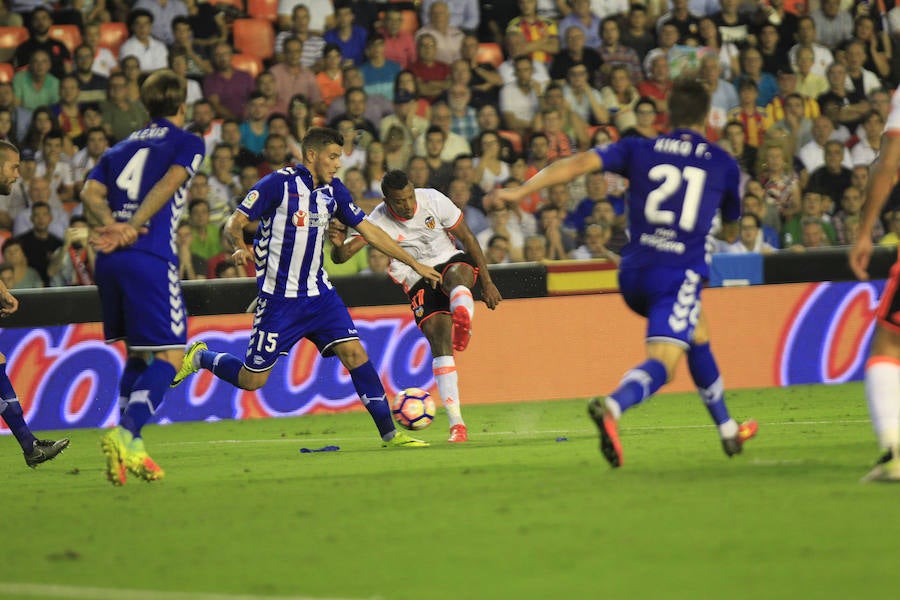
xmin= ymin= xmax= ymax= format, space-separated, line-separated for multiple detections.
xmin=157 ymin=419 xmax=872 ymax=447
xmin=0 ymin=583 xmax=376 ymax=600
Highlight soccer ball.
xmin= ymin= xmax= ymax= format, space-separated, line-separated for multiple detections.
xmin=391 ymin=388 xmax=436 ymax=430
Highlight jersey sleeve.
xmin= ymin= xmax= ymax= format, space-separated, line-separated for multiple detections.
xmin=885 ymin=84 xmax=900 ymax=135
xmin=332 ymin=180 xmax=366 ymax=228
xmin=236 ymin=172 xmax=285 ymax=221
xmin=175 ymin=134 xmax=206 ymax=175
xmin=594 ymin=139 xmax=632 ymax=177
xmin=720 ymin=155 xmax=742 ymax=223
xmin=430 ymin=189 xmax=463 ymax=229
xmin=86 ymin=153 xmax=110 ymax=186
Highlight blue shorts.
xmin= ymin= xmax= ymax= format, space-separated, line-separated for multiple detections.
xmin=244 ymin=287 xmax=360 ymax=372
xmin=618 ymin=265 xmax=703 ymax=350
xmin=94 ymin=250 xmax=186 ymax=351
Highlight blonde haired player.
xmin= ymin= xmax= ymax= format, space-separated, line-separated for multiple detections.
xmin=849 ymin=84 xmax=900 ymax=482
xmin=330 ymin=170 xmax=502 ymax=442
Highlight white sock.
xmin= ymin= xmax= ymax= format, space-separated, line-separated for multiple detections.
xmin=865 ymin=357 xmax=900 ymax=452
xmin=718 ymin=419 xmax=738 ymax=439
xmin=433 ymin=356 xmax=464 ymax=427
xmin=449 ymin=285 xmax=474 ymax=321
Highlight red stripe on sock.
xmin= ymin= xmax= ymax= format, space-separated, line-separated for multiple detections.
xmin=450 ymin=289 xmax=472 ymax=304
xmin=867 ymin=356 xmax=900 ymax=368
xmin=433 ymin=366 xmax=457 ymax=375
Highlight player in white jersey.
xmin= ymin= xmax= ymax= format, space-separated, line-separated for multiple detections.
xmin=173 ymin=129 xmax=444 ymax=448
xmin=850 ymin=83 xmax=900 ymax=482
xmin=330 ymin=170 xmax=502 ymax=442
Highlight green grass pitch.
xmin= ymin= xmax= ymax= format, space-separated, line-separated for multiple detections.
xmin=2 ymin=382 xmax=898 ymax=600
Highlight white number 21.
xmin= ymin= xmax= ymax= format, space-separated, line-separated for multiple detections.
xmin=645 ymin=164 xmax=706 ymax=232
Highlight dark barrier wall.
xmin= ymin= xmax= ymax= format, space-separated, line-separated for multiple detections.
xmin=762 ymin=245 xmax=896 ymax=285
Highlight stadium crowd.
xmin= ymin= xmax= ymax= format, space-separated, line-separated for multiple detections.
xmin=0 ymin=0 xmax=899 ymax=288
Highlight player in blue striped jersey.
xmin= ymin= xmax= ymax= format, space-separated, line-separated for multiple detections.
xmin=492 ymin=79 xmax=757 ymax=467
xmin=82 ymin=70 xmax=205 ymax=485
xmin=173 ymin=128 xmax=442 ymax=447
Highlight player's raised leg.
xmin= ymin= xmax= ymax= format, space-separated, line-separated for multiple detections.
xmin=421 ymin=315 xmax=467 ymax=442
xmin=0 ymin=354 xmax=69 ymax=468
xmin=688 ymin=311 xmax=757 ymax=457
xmin=860 ymin=326 xmax=900 ymax=482
xmin=446 ymin=268 xmax=476 ymax=352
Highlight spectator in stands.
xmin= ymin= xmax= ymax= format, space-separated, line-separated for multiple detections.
xmin=188 ymin=99 xmax=222 ymax=160
xmin=741 ymin=193 xmax=780 ymax=248
xmin=324 ymin=1 xmax=368 ymax=66
xmin=811 ymin=0 xmax=853 ymax=50
xmin=315 ymin=44 xmax=345 ymax=113
xmin=334 ymin=118 xmax=367 ymax=174
xmin=409 ymin=33 xmax=451 ymax=102
xmin=270 ymin=36 xmax=323 ymax=117
xmin=845 ymin=39 xmax=882 ymax=98
xmin=219 ymin=118 xmax=259 ymax=171
xmin=773 ymin=92 xmax=815 ymax=151
xmin=506 ymin=0 xmax=559 ymax=65
xmin=447 ymin=177 xmax=488 ymax=235
xmin=119 ymin=8 xmax=169 ymax=72
xmin=571 ymin=222 xmax=620 ymax=261
xmin=256 ymin=133 xmax=291 ymax=179
xmin=473 ymin=130 xmax=510 ymax=194
xmin=51 ymin=75 xmax=84 ymax=144
xmin=21 ymin=106 xmax=55 ymax=154
xmin=727 ymin=78 xmax=771 ymax=148
xmin=277 ymin=0 xmax=332 ymax=35
xmin=135 ymin=0 xmax=188 ymax=47
xmin=2 ymin=237 xmax=43 ymax=289
xmin=71 ymin=126 xmax=108 ymax=197
xmin=81 ymin=22 xmax=118 ymax=79
xmin=696 ymin=17 xmax=739 ymax=81
xmin=479 ymin=207 xmax=523 ymax=262
xmin=655 ymin=0 xmax=700 ymax=44
xmin=421 ymin=126 xmax=453 ymax=193
xmin=483 ymin=233 xmax=511 ymax=264
xmin=275 ymin=4 xmax=325 ymax=69
xmin=0 ymin=108 xmax=16 ymax=149
xmin=174 ymin=220 xmax=201 ymax=280
xmin=851 ymin=15 xmax=891 ymax=82
xmin=457 ymin=35 xmax=502 ymax=108
xmin=879 ymin=212 xmax=900 ymax=246
xmin=619 ymin=4 xmax=655 ymax=61
xmin=205 ymin=143 xmax=240 ymax=226
xmin=807 ymin=139 xmax=854 ymax=211
xmin=379 ymin=89 xmax=428 ymax=153
xmin=522 ymin=234 xmax=547 ymax=262
xmin=620 ymin=97 xmax=660 ymax=139
xmin=558 ymin=0 xmax=602 ymax=50
xmin=238 ymin=92 xmax=269 ymax=156
xmin=758 ymin=141 xmax=801 ymax=216
xmin=798 ymin=115 xmax=850 ymax=174
xmin=413 ymin=102 xmax=471 ymax=161
xmin=818 ymin=61 xmax=869 ymax=132
xmin=362 ymin=141 xmax=387 ymax=196
xmin=500 ymin=56 xmax=542 ymax=139
xmin=380 ymin=7 xmax=417 ymax=70
xmin=550 ymin=25 xmax=603 ymax=84
xmin=187 ymin=195 xmax=222 ymax=267
xmin=420 ymin=0 xmax=479 ymax=33
xmin=537 ymin=204 xmax=576 ymax=260
xmin=446 ymin=83 xmax=479 ymax=141
xmin=561 ymin=64 xmax=608 ymax=129
xmin=834 ymin=184 xmax=882 ymax=245
xmin=327 ymin=66 xmax=393 ymax=125
xmin=785 ymin=190 xmax=837 ymax=248
xmin=267 ymin=112 xmax=302 ymax=162
xmin=717 ymin=213 xmax=776 ymax=254
xmin=0 ymin=82 xmax=30 ymax=143
xmin=203 ymin=42 xmax=254 ymax=121
xmin=100 ymin=72 xmax=149 ymax=143
xmin=796 ymin=217 xmax=832 ymax=250
xmin=789 ymin=17 xmax=833 ymax=79
xmin=754 ymin=0 xmax=798 ymax=54
xmin=72 ymin=45 xmax=109 ymax=107
xmin=13 ymin=49 xmax=59 ymax=112
xmin=600 ymin=64 xmax=640 ymax=132
xmin=119 ymin=55 xmax=143 ymax=103
xmin=794 ymin=46 xmax=829 ymax=101
xmin=471 ymin=104 xmax=514 ymax=161
xmin=35 ymin=130 xmax=75 ymax=208
xmin=851 ymin=109 xmax=884 ymax=168
xmin=416 ymin=1 xmax=464 ymax=65
xmin=14 ymin=7 xmax=70 ymax=80
xmin=637 ymin=53 xmax=672 ymax=129
xmin=597 ymin=17 xmax=643 ymax=89
xmin=757 ymin=23 xmax=788 ymax=77
xmin=734 ymin=47 xmax=778 ymax=108
xmin=699 ymin=54 xmax=737 ymax=137
xmin=16 ymin=201 xmax=62 ymax=286
xmin=47 ymin=216 xmax=94 ymax=287
xmin=171 ymin=15 xmax=212 ymax=78
xmin=328 ymin=87 xmax=379 ymax=145
xmin=360 ymin=34 xmax=402 ymax=104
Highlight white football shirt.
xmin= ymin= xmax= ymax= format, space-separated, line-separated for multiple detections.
xmin=363 ymin=188 xmax=463 ymax=290
xmin=884 ymin=84 xmax=900 ymax=135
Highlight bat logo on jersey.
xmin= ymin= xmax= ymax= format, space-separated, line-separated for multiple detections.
xmin=425 ymin=216 xmax=436 ymax=230
xmin=241 ymin=190 xmax=259 ymax=209
xmin=292 ymin=209 xmax=307 ymax=227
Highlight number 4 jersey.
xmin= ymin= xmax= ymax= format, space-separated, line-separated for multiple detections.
xmin=87 ymin=118 xmax=205 ymax=263
xmin=594 ymin=129 xmax=741 ymax=278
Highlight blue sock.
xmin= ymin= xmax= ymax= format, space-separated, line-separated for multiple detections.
xmin=199 ymin=350 xmax=243 ymax=387
xmin=608 ymin=359 xmax=668 ymax=415
xmin=120 ymin=360 xmax=177 ymax=439
xmin=688 ymin=343 xmax=731 ymax=426
xmin=118 ymin=357 xmax=148 ymax=416
xmin=349 ymin=361 xmax=395 ymax=440
xmin=0 ymin=363 xmax=35 ymax=451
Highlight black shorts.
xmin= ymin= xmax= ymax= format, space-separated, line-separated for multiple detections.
xmin=406 ymin=253 xmax=478 ymax=327
xmin=878 ymin=250 xmax=900 ymax=333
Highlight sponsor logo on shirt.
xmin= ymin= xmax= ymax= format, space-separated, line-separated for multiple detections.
xmin=241 ymin=190 xmax=259 ymax=209
xmin=292 ymin=210 xmax=330 ymax=228
xmin=425 ymin=216 xmax=436 ymax=230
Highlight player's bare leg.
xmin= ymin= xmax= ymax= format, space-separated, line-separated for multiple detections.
xmin=860 ymin=325 xmax=900 ymax=482
xmin=443 ymin=264 xmax=476 ymax=352
xmin=422 ymin=314 xmax=467 ymax=442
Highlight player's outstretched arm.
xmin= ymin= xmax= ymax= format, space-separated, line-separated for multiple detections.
xmin=328 ymin=220 xmax=368 ymax=264
xmin=355 ymin=220 xmax=442 ymax=287
xmin=487 ymin=151 xmax=603 ymax=208
xmin=128 ymin=165 xmax=192 ymax=232
xmin=451 ymin=217 xmax=502 ymax=309
xmin=0 ymin=278 xmax=18 ymax=317
xmin=850 ymin=132 xmax=900 ymax=281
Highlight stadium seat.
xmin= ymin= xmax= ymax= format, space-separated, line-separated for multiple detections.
xmin=231 ymin=53 xmax=263 ymax=78
xmin=233 ymin=18 xmax=274 ymax=60
xmin=497 ymin=129 xmax=523 ymax=154
xmin=99 ymin=22 xmax=128 ymax=54
xmin=48 ymin=24 xmax=83 ymax=54
xmin=0 ymin=26 xmax=28 ymax=51
xmin=0 ymin=63 xmax=12 ymax=83
xmin=247 ymin=0 xmax=278 ymax=22
xmin=476 ymin=42 xmax=503 ymax=68
xmin=400 ymin=10 xmax=419 ymax=34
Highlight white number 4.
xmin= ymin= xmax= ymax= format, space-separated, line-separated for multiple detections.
xmin=645 ymin=164 xmax=706 ymax=232
xmin=115 ymin=147 xmax=150 ymax=201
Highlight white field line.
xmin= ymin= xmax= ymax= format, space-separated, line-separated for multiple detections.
xmin=0 ymin=582 xmax=377 ymax=600
xmin=158 ymin=419 xmax=871 ymax=447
